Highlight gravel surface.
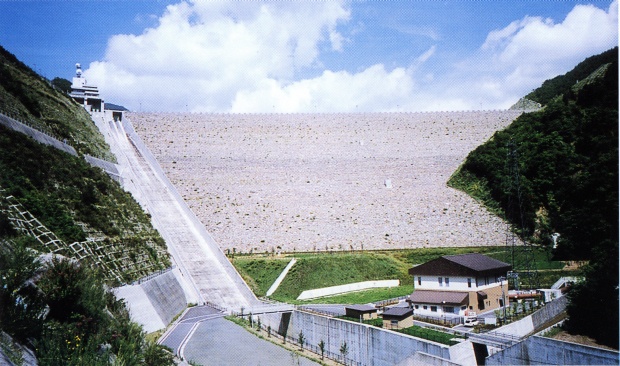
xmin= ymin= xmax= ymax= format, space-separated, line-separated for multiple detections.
xmin=131 ymin=111 xmax=521 ymax=253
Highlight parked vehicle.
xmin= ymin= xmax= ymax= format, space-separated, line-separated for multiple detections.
xmin=464 ymin=312 xmax=479 ymax=327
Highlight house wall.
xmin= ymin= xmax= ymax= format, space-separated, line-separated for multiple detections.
xmin=383 ymin=315 xmax=414 ymax=329
xmin=412 ymin=303 xmax=462 ymax=316
xmin=415 ymin=276 xmax=505 ymax=292
xmin=410 ymin=282 xmax=508 ymax=315
xmin=467 ymin=283 xmax=506 ymax=312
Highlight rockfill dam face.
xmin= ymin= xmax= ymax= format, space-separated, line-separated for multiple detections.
xmin=132 ymin=111 xmax=521 ymax=254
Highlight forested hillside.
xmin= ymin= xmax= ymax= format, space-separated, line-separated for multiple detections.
xmin=449 ymin=47 xmax=618 ymax=347
xmin=525 ymin=47 xmax=618 ymax=106
xmin=0 ymin=46 xmax=175 ymax=363
xmin=0 ymin=46 xmax=114 ymax=161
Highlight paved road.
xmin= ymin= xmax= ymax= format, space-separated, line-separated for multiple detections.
xmin=160 ymin=306 xmax=226 ymax=356
xmin=183 ymin=317 xmax=320 ymax=366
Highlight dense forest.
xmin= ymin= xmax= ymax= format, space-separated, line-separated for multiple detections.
xmin=0 ymin=46 xmax=176 ymax=364
xmin=449 ymin=47 xmax=618 ymax=347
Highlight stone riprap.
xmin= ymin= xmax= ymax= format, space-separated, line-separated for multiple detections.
xmin=131 ymin=111 xmax=521 ymax=253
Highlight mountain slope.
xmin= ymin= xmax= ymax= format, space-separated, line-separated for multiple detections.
xmin=0 ymin=45 xmax=176 ymax=364
xmin=449 ymin=47 xmax=618 ymax=260
xmin=525 ymin=47 xmax=618 ymax=106
xmin=0 ymin=46 xmax=114 ymax=161
xmin=0 ymin=44 xmax=170 ymax=283
xmin=448 ymin=47 xmax=618 ymax=348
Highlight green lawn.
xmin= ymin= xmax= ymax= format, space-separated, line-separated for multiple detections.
xmin=269 ymin=253 xmax=409 ymax=302
xmin=232 ymin=257 xmax=290 ymax=296
xmin=231 ymin=246 xmax=571 ymax=304
xmin=396 ymin=325 xmax=461 ymax=346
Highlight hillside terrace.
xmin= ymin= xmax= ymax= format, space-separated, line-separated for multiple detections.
xmin=131 ymin=111 xmax=522 ymax=253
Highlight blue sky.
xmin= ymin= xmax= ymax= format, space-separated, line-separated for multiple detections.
xmin=1 ymin=1 xmax=617 ymax=112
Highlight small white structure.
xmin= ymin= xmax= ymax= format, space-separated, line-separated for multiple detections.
xmin=70 ymin=63 xmax=104 ymax=112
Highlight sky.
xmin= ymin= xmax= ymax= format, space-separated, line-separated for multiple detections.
xmin=0 ymin=0 xmax=617 ymax=113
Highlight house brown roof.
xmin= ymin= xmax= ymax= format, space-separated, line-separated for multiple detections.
xmin=382 ymin=307 xmax=413 ymax=319
xmin=345 ymin=305 xmax=377 ymax=313
xmin=408 ymin=290 xmax=469 ymax=305
xmin=444 ymin=253 xmax=510 ymax=272
xmin=408 ymin=253 xmax=511 ymax=277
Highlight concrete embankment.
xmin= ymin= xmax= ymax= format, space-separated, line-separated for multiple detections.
xmin=0 ymin=113 xmax=77 ymax=156
xmin=92 ymin=110 xmax=259 ymax=315
xmin=256 ymin=310 xmax=476 ymax=366
xmin=114 ymin=269 xmax=188 ymax=333
xmin=486 ymin=336 xmax=619 ymax=365
xmin=296 ymin=279 xmax=400 ymax=300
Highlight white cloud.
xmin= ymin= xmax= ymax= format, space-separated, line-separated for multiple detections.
xmin=232 ymin=64 xmax=417 ymax=113
xmin=439 ymin=0 xmax=619 ymax=109
xmin=85 ymin=0 xmax=618 ymax=113
xmin=482 ymin=0 xmax=618 ymax=88
xmin=85 ymin=0 xmax=350 ymax=112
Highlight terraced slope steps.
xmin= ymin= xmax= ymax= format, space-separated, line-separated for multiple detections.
xmin=132 ymin=111 xmax=521 ymax=253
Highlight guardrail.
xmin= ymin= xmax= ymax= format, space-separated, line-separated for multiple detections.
xmin=129 ymin=266 xmax=175 ymax=285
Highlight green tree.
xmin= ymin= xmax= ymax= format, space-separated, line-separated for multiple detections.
xmin=340 ymin=341 xmax=349 ymax=365
xmin=0 ymin=237 xmax=47 ymax=342
xmin=51 ymin=77 xmax=72 ymax=94
xmin=298 ymin=331 xmax=305 ymax=350
xmin=143 ymin=342 xmax=175 ymax=365
xmin=565 ymin=240 xmax=619 ymax=348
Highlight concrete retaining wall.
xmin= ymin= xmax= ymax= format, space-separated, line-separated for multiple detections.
xmin=494 ymin=295 xmax=568 ymax=338
xmin=400 ymin=352 xmax=463 ymax=366
xmin=84 ymin=154 xmax=121 ymax=182
xmin=0 ymin=113 xmax=77 ymax=156
xmin=297 ymin=280 xmax=400 ymax=300
xmin=486 ymin=335 xmax=619 ymax=365
xmin=114 ymin=269 xmax=187 ymax=333
xmin=531 ymin=295 xmax=567 ymax=329
xmin=257 ymin=310 xmax=472 ymax=366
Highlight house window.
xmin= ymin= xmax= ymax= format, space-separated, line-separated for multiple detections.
xmin=461 ymin=305 xmax=467 ymax=310
xmin=391 ymin=320 xmax=398 ymax=325
xmin=423 ymin=305 xmax=428 ymax=310
xmin=445 ymin=277 xmax=449 ymax=287
xmin=467 ymin=278 xmax=472 ymax=288
xmin=444 ymin=306 xmax=454 ymax=313
xmin=438 ymin=277 xmax=443 ymax=286
xmin=414 ymin=305 xmax=419 ymax=309
xmin=430 ymin=306 xmax=437 ymax=312
xmin=418 ymin=277 xmax=421 ymax=286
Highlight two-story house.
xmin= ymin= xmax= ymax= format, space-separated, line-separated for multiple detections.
xmin=407 ymin=253 xmax=511 ymax=317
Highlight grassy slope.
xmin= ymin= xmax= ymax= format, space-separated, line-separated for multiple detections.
xmin=525 ymin=47 xmax=617 ymax=105
xmin=0 ymin=45 xmax=169 ymax=283
xmin=448 ymin=49 xmax=618 ymax=261
xmin=232 ymin=257 xmax=290 ymax=297
xmin=0 ymin=125 xmax=170 ymax=283
xmin=0 ymin=46 xmax=114 ymax=161
xmin=233 ymin=246 xmax=568 ymax=304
